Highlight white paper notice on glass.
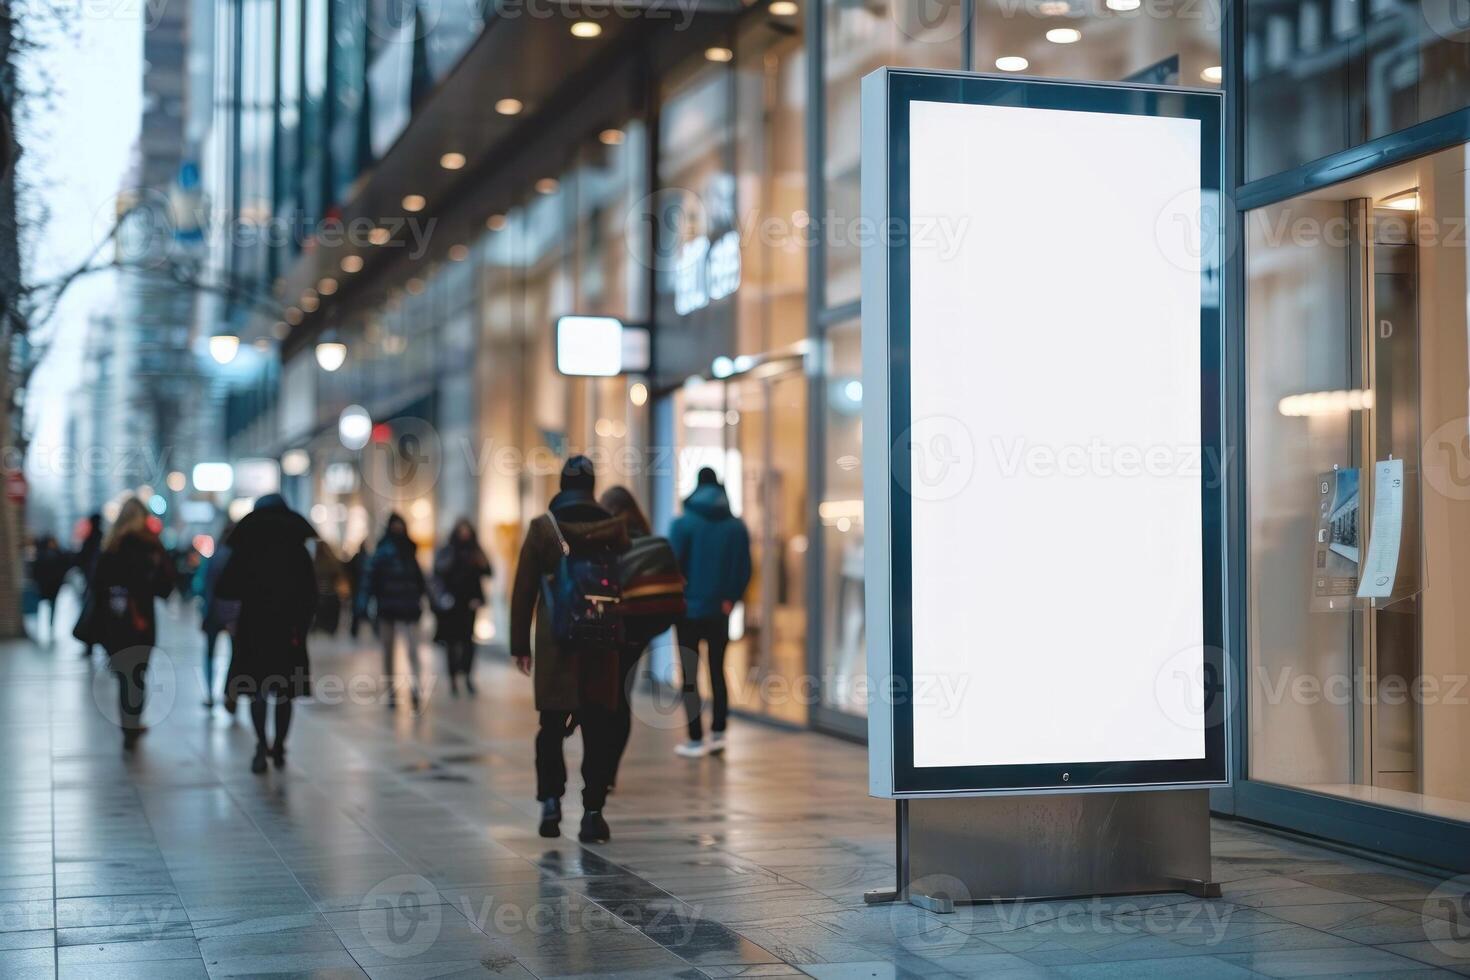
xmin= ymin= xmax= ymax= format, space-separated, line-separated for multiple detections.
xmin=1356 ymin=458 xmax=1404 ymax=599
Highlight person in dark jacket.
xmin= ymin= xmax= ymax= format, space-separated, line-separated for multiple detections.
xmin=669 ymin=467 xmax=752 ymax=758
xmin=82 ymin=498 xmax=175 ymax=749
xmin=30 ymin=534 xmax=72 ymax=640
xmin=511 ymin=456 xmax=629 ymax=844
xmin=361 ymin=513 xmax=428 ymax=710
xmin=193 ymin=521 xmax=235 ymax=709
xmin=432 ymin=518 xmax=491 ymax=697
xmin=216 ymin=495 xmax=317 ymax=773
xmin=74 ymin=512 xmax=104 ymax=658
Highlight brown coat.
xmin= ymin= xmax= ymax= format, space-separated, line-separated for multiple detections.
xmin=510 ymin=492 xmax=630 ymax=713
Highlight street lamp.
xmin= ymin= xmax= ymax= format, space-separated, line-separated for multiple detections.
xmin=316 ymin=341 xmax=347 ymax=372
xmin=208 ymin=334 xmax=240 ymax=364
xmin=339 ymin=405 xmax=372 ymax=451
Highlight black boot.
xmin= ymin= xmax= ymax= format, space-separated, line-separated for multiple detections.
xmin=250 ymin=745 xmax=268 ymax=774
xmin=578 ymin=810 xmax=610 ymax=844
xmin=538 ymin=798 xmax=562 ymax=838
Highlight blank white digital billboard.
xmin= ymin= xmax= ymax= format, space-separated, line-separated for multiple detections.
xmin=906 ymin=100 xmax=1205 ymax=770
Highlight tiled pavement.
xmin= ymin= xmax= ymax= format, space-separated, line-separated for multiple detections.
xmin=3 ymin=596 xmax=1469 ymax=979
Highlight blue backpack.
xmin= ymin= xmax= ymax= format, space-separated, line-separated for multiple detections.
xmin=541 ymin=513 xmax=622 ymax=650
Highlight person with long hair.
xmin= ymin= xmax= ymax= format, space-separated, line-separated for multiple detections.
xmin=431 ymin=518 xmax=492 ymax=696
xmin=216 ymin=494 xmax=318 ymax=773
xmin=597 ymin=485 xmax=680 ymax=786
xmin=80 ymin=498 xmax=175 ymax=749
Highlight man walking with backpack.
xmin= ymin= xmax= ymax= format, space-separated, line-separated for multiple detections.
xmin=669 ymin=467 xmax=752 ymax=758
xmin=511 ymin=456 xmax=630 ymax=843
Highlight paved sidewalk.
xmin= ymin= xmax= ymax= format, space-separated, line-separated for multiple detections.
xmin=1 ymin=596 xmax=1468 ymax=978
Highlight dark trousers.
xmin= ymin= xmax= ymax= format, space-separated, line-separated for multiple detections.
xmin=108 ymin=649 xmax=150 ymax=732
xmin=536 ymin=707 xmax=616 ymax=810
xmin=443 ymin=639 xmax=475 ymax=678
xmin=202 ymin=629 xmax=223 ymax=702
xmin=677 ymin=615 xmax=730 ymax=742
xmin=611 ymin=642 xmax=646 ymax=784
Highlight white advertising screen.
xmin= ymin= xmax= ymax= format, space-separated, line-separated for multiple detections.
xmin=906 ymin=99 xmax=1206 ymax=770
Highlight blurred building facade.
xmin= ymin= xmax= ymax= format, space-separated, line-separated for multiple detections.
xmin=62 ymin=0 xmax=229 ymax=541
xmin=192 ymin=0 xmax=1470 ymax=869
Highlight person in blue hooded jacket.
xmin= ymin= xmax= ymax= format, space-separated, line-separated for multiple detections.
xmin=668 ymin=467 xmax=751 ymax=758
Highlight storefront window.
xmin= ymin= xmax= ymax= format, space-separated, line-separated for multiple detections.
xmin=1245 ymin=0 xmax=1470 ymax=180
xmin=823 ymin=0 xmax=964 ymax=308
xmin=734 ymin=15 xmax=808 ymax=355
xmin=820 ymin=317 xmax=865 ymax=715
xmin=672 ymin=364 xmax=809 ymax=727
xmin=573 ymin=123 xmax=651 ymax=494
xmin=653 ymin=62 xmax=738 ymax=387
xmin=1247 ymin=142 xmax=1470 ymax=822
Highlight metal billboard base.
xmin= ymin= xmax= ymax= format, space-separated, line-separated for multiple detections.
xmin=864 ymin=790 xmax=1219 ymax=913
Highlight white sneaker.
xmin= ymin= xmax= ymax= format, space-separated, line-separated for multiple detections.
xmin=707 ymin=732 xmax=727 ymax=754
xmin=675 ymin=740 xmax=707 ymax=758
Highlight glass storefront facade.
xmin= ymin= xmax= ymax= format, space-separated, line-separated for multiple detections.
xmin=209 ymin=0 xmax=1470 ymax=869
xmin=1241 ymin=135 xmax=1470 ymax=838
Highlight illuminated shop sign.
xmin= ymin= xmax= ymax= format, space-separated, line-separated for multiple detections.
xmin=674 ymin=229 xmax=741 ymax=316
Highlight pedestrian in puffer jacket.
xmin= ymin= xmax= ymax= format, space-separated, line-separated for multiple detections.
xmin=361 ymin=513 xmax=428 ymax=710
xmin=668 ymin=467 xmax=751 ymax=758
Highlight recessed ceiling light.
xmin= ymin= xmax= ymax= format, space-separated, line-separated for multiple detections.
xmin=368 ymin=227 xmax=391 ymax=245
xmin=705 ymin=46 xmax=733 ymax=63
xmin=448 ymin=244 xmax=470 ymax=262
xmin=402 ymin=193 xmax=426 ymax=212
xmin=1037 ymin=0 xmax=1071 ymax=14
xmin=995 ymin=55 xmax=1029 ymax=71
xmin=570 ymin=20 xmax=601 ymax=37
xmin=300 ymin=290 xmax=320 ymax=312
xmin=405 ymin=278 xmax=425 ymax=295
xmin=599 ymin=128 xmax=625 ymax=145
xmin=535 ymin=177 xmax=559 ymax=195
xmin=340 ymin=254 xmax=364 ymax=273
xmin=1105 ymin=0 xmax=1140 ymax=9
xmin=439 ymin=151 xmax=466 ymax=170
xmin=486 ymin=214 xmax=507 ymax=231
xmin=495 ymin=98 xmax=523 ymax=115
xmin=769 ymin=0 xmax=798 ymax=13
xmin=1200 ymin=65 xmax=1223 ymax=83
xmin=317 ymin=277 xmax=338 ymax=295
xmin=283 ymin=307 xmax=303 ymax=326
xmin=1046 ymin=27 xmax=1081 ymax=42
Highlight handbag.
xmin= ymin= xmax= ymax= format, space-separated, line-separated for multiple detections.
xmin=72 ymin=589 xmax=105 ymax=645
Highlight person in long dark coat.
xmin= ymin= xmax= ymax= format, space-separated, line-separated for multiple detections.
xmin=217 ymin=494 xmax=317 ymax=774
xmin=431 ymin=518 xmax=491 ymax=697
xmin=82 ymin=499 xmax=175 ymax=749
xmin=74 ymin=512 xmax=104 ymax=658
